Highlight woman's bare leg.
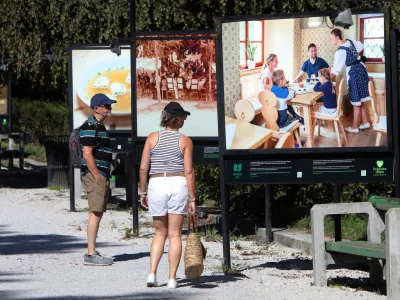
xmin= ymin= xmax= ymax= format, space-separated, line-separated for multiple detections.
xmin=352 ymin=106 xmax=361 ymax=129
xmin=167 ymin=214 xmax=184 ymax=279
xmin=149 ymin=216 xmax=168 ymax=274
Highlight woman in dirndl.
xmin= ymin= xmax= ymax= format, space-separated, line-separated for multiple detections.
xmin=330 ymin=28 xmax=371 ymax=133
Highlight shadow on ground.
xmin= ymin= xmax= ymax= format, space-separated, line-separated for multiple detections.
xmin=0 ymin=226 xmax=119 ymax=255
xmin=0 ymin=170 xmax=47 ymax=188
xmin=245 ymin=258 xmax=369 ymax=272
xmin=112 ymin=252 xmax=151 ymax=262
xmin=1 ymin=291 xmax=195 ymax=300
xmin=328 ymin=276 xmax=386 ymax=296
xmin=175 ymin=274 xmax=246 ymax=289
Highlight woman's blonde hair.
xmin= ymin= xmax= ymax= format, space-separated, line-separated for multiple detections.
xmin=262 ymin=54 xmax=277 ymax=71
xmin=318 ymin=68 xmax=331 ymax=81
xmin=272 ymin=69 xmax=285 ymax=86
xmin=160 ymin=110 xmax=179 ymax=127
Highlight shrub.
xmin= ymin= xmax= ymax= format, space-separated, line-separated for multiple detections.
xmin=12 ymin=98 xmax=68 ymax=143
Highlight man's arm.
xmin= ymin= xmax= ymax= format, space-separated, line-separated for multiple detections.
xmin=82 ymin=146 xmax=100 ymax=180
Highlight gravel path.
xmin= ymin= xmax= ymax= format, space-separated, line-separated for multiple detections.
xmin=0 ymin=188 xmax=386 ymax=300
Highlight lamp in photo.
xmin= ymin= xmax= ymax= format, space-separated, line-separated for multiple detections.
xmin=110 ymin=38 xmax=121 ymax=56
xmin=330 ymin=0 xmax=353 ymax=29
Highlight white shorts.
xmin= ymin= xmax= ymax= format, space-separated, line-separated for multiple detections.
xmin=147 ymin=176 xmax=189 ymax=216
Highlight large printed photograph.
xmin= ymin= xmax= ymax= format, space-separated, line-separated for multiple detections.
xmin=72 ymin=48 xmax=131 ymax=130
xmin=136 ymin=36 xmax=218 ymax=137
xmin=222 ymin=13 xmax=388 ymax=150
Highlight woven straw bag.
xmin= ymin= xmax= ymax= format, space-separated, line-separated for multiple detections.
xmin=184 ymin=213 xmax=207 ymax=278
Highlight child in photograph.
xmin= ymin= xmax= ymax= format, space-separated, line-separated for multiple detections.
xmin=270 ymin=70 xmax=304 ymax=128
xmin=312 ymin=68 xmax=337 ymax=114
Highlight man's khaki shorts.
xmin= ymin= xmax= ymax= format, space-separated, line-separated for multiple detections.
xmin=82 ymin=172 xmax=110 ymax=212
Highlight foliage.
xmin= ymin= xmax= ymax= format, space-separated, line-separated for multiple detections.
xmin=0 ymin=0 xmax=130 ymax=89
xmin=24 ymin=144 xmax=47 ymax=162
xmin=247 ymin=41 xmax=257 ymax=61
xmin=12 ymin=98 xmax=68 ymax=143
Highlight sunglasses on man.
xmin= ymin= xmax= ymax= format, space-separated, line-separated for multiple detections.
xmin=99 ymin=104 xmax=112 ymax=110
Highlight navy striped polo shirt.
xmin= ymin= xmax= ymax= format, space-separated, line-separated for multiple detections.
xmin=79 ymin=115 xmax=112 ymax=179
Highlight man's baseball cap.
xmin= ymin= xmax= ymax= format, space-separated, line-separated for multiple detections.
xmin=90 ymin=93 xmax=117 ymax=108
xmin=163 ymin=101 xmax=191 ymax=117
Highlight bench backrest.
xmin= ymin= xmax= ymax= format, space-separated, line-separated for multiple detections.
xmin=368 ymin=195 xmax=400 ymax=212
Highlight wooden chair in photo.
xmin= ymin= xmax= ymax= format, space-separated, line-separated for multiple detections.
xmin=369 ymin=81 xmax=387 ymax=146
xmin=189 ymin=79 xmax=200 ymax=100
xmin=166 ymin=77 xmax=175 ymax=99
xmin=311 ymin=78 xmax=347 ymax=147
xmin=177 ymin=77 xmax=185 ymax=99
xmin=234 ymin=100 xmax=256 ymax=123
xmin=275 ymin=132 xmax=295 ymax=148
xmin=258 ymin=90 xmax=302 ymax=149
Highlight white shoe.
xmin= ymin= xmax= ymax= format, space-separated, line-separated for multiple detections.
xmin=345 ymin=126 xmax=359 ymax=133
xmin=147 ymin=273 xmax=157 ymax=287
xmin=167 ymin=278 xmax=178 ymax=289
xmin=359 ymin=123 xmax=371 ymax=130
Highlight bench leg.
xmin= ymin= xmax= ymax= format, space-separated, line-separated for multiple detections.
xmin=311 ymin=212 xmax=327 ymax=286
xmin=386 ymin=208 xmax=400 ymax=300
xmin=368 ymin=260 xmax=384 ymax=287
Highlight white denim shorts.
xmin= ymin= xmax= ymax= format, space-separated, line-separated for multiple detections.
xmin=147 ymin=176 xmax=189 ymax=216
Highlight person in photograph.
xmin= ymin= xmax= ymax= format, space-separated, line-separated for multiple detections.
xmin=80 ymin=93 xmax=117 ymax=266
xmin=139 ymin=101 xmax=196 ymax=289
xmin=330 ymin=28 xmax=370 ymax=133
xmin=271 ymin=70 xmax=303 ymax=128
xmin=259 ymin=54 xmax=279 ymax=91
xmin=294 ymin=43 xmax=329 ymax=82
xmin=312 ymin=68 xmax=337 ymax=114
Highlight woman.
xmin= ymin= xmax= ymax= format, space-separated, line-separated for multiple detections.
xmin=259 ymin=54 xmax=279 ymax=91
xmin=330 ymin=28 xmax=371 ymax=133
xmin=139 ymin=101 xmax=196 ymax=289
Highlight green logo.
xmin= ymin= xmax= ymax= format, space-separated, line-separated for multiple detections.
xmin=233 ymin=163 xmax=242 ymax=172
xmin=376 ymin=160 xmax=384 ymax=168
xmin=1 ymin=119 xmax=6 ymax=126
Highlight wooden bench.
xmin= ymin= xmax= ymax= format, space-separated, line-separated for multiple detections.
xmin=311 ymin=196 xmax=400 ymax=299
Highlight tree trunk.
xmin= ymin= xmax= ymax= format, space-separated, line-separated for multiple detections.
xmin=154 ymin=42 xmax=162 ymax=104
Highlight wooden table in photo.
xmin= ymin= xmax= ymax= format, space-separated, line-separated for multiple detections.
xmin=225 ymin=116 xmax=273 ymax=149
xmin=288 ymin=91 xmax=323 ymax=148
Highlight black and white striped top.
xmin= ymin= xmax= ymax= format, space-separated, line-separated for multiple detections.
xmin=149 ymin=130 xmax=184 ymax=175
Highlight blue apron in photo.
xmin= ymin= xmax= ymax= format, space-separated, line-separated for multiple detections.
xmin=338 ymin=39 xmax=370 ymax=104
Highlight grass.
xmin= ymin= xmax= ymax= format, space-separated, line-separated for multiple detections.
xmin=290 ymin=214 xmax=368 ymax=241
xmin=24 ymin=144 xmax=46 ymax=162
xmin=123 ymin=227 xmax=139 ymax=239
xmin=214 ymin=262 xmax=245 ymax=276
xmin=0 ymin=141 xmax=47 ymax=163
xmin=48 ymin=186 xmax=62 ymax=191
xmin=202 ymin=199 xmax=218 ymax=207
xmin=201 ymin=224 xmax=221 ymax=242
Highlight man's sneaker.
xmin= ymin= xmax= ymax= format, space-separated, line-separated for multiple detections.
xmin=84 ymin=252 xmax=113 ymax=266
xmin=359 ymin=123 xmax=371 ymax=130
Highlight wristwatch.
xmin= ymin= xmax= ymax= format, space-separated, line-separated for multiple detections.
xmin=139 ymin=191 xmax=147 ymax=196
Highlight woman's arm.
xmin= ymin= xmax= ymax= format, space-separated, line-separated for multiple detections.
xmin=181 ymin=135 xmax=196 ymax=214
xmin=139 ymin=132 xmax=157 ymax=207
xmin=331 ymin=49 xmax=346 ymax=76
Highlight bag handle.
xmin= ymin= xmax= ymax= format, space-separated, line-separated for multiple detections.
xmin=187 ymin=212 xmax=198 ymax=234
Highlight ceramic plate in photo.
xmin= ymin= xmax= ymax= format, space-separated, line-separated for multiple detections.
xmin=77 ymin=59 xmax=131 ymax=115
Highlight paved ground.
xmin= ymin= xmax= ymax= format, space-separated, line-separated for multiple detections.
xmin=0 ymin=188 xmax=386 ymax=300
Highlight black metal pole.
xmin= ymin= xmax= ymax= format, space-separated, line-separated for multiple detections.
xmin=125 ymin=154 xmax=133 ymax=207
xmin=221 ymin=184 xmax=231 ymax=269
xmin=333 ymin=183 xmax=342 ymax=242
xmin=265 ymin=184 xmax=273 ymax=243
xmin=19 ymin=132 xmax=24 ymax=170
xmin=391 ymin=30 xmax=400 ymax=197
xmin=129 ymin=0 xmax=139 ymax=233
xmin=68 ymin=48 xmax=75 ymax=212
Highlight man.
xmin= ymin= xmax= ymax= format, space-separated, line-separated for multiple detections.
xmin=80 ymin=93 xmax=116 ymax=266
xmin=294 ymin=43 xmax=329 ymax=82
